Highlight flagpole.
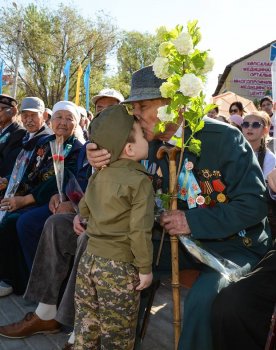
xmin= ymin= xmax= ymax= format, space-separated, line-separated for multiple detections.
xmin=11 ymin=18 xmax=23 ymax=99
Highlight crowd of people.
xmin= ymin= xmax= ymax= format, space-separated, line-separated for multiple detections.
xmin=0 ymin=66 xmax=275 ymax=350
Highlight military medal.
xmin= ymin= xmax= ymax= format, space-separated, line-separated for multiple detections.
xmin=243 ymin=236 xmax=252 ymax=247
xmin=185 ymin=161 xmax=194 ymax=171
xmin=217 ymin=193 xmax=226 ymax=203
xmin=199 ymin=180 xmax=214 ymax=195
xmin=212 ymin=179 xmax=226 ymax=192
xmin=202 ymin=169 xmax=212 ymax=179
xmin=238 ymin=229 xmax=252 ymax=247
xmin=196 ymin=195 xmax=205 ymax=205
xmin=204 ymin=195 xmax=211 ymax=205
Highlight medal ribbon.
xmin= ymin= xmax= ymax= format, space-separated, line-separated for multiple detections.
xmin=178 ymin=158 xmax=201 ymax=209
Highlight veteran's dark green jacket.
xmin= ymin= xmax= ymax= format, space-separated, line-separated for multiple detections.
xmin=79 ymin=158 xmax=155 ymax=274
xmin=185 ymin=118 xmax=270 ymax=253
xmin=148 ymin=117 xmax=271 ymax=258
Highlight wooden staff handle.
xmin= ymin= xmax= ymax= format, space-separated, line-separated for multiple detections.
xmin=157 ymin=145 xmax=181 ymax=350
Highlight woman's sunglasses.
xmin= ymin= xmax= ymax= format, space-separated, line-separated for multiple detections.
xmin=241 ymin=121 xmax=264 ymax=129
xmin=230 ymin=108 xmax=239 ymax=113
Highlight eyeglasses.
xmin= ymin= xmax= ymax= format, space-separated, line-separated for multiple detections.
xmin=230 ymin=108 xmax=239 ymax=113
xmin=241 ymin=121 xmax=264 ymax=129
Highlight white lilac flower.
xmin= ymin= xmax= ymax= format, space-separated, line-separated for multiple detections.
xmin=173 ymin=32 xmax=193 ymax=55
xmin=202 ymin=56 xmax=215 ymax=73
xmin=152 ymin=57 xmax=170 ymax=79
xmin=179 ymin=73 xmax=203 ymax=97
xmin=160 ymin=81 xmax=176 ymax=98
xmin=157 ymin=105 xmax=175 ymax=122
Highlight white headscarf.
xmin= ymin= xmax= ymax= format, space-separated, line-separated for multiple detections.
xmin=52 ymin=101 xmax=80 ymax=124
xmin=52 ymin=101 xmax=85 ymax=144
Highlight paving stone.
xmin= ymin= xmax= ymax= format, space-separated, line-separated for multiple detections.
xmin=0 ymin=281 xmax=188 ymax=349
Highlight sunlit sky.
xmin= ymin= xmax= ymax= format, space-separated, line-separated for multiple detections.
xmin=8 ymin=0 xmax=276 ymax=99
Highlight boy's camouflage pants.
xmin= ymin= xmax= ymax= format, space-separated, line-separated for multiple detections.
xmin=74 ymin=251 xmax=140 ymax=350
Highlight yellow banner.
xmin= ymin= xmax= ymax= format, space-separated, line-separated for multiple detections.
xmin=75 ymin=63 xmax=83 ymax=105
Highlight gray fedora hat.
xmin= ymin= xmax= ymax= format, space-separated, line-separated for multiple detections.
xmin=123 ymin=65 xmax=166 ymax=103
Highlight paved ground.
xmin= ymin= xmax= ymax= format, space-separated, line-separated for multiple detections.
xmin=0 ymin=280 xmax=188 ymax=350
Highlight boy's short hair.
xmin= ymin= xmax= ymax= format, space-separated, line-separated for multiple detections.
xmin=89 ymin=105 xmax=135 ymax=163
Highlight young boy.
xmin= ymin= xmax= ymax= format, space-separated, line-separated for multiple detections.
xmin=74 ymin=104 xmax=154 ymax=350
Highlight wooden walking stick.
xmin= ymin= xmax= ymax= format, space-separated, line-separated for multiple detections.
xmin=157 ymin=145 xmax=181 ymax=350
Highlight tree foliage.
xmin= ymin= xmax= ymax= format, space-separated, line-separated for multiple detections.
xmin=0 ymin=3 xmax=163 ymax=108
xmin=114 ymin=31 xmax=160 ymax=97
xmin=0 ymin=3 xmax=117 ymax=107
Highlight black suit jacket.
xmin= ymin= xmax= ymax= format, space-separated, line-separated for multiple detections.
xmin=0 ymin=122 xmax=26 ymax=177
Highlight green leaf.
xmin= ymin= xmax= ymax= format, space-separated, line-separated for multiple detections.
xmin=190 ymin=50 xmax=207 ymax=69
xmin=188 ymin=138 xmax=201 ymax=156
xmin=158 ymin=193 xmax=171 ymax=209
xmin=193 ymin=120 xmax=205 ymax=133
xmin=170 ymin=135 xmax=183 ymax=148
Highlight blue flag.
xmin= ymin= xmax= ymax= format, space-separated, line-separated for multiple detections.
xmin=63 ymin=59 xmax=71 ymax=101
xmin=0 ymin=60 xmax=4 ymax=94
xmin=83 ymin=63 xmax=91 ymax=111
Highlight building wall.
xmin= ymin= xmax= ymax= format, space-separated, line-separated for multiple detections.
xmin=218 ymin=46 xmax=272 ymax=101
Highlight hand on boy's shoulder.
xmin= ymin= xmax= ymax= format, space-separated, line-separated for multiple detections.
xmin=86 ymin=142 xmax=111 ymax=169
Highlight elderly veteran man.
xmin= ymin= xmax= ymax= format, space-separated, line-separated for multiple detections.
xmin=87 ymin=65 xmax=271 ymax=350
xmin=0 ymin=94 xmax=26 ymax=178
xmin=0 ymin=89 xmax=124 ymax=343
xmin=92 ymin=87 xmax=124 ymax=113
xmin=0 ymin=96 xmax=52 ymax=195
xmin=0 ymin=96 xmax=51 ymax=296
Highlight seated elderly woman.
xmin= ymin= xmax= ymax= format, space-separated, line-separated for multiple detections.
xmin=0 ymin=101 xmax=83 ymax=296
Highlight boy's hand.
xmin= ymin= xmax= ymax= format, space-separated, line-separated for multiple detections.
xmin=136 ymin=272 xmax=153 ymax=291
xmin=73 ymin=214 xmax=86 ymax=235
xmin=86 ymin=142 xmax=111 ymax=169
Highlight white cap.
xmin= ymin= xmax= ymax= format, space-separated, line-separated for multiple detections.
xmin=52 ymin=101 xmax=80 ymax=124
xmin=91 ymin=88 xmax=124 ymax=105
xmin=45 ymin=108 xmax=52 ymax=116
xmin=77 ymin=106 xmax=87 ymax=117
